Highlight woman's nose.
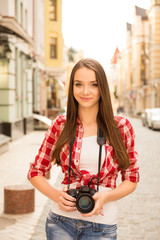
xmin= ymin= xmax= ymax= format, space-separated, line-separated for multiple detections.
xmin=83 ymin=85 xmax=90 ymax=94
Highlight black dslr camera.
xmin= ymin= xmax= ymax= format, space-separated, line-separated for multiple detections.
xmin=67 ymin=127 xmax=105 ymax=214
xmin=67 ymin=186 xmax=96 ymax=213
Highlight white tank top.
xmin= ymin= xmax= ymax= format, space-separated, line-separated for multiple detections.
xmin=80 ymin=135 xmax=105 ymax=174
xmin=50 ymin=135 xmax=118 ymax=225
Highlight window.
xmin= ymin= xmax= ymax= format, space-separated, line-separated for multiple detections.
xmin=50 ymin=38 xmax=57 ymax=59
xmin=20 ymin=3 xmax=23 ymax=26
xmin=15 ymin=0 xmax=18 ymax=19
xmin=25 ymin=9 xmax=28 ymax=30
xmin=49 ymin=0 xmax=57 ymax=21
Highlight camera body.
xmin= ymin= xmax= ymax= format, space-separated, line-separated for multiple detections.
xmin=67 ymin=185 xmax=96 ymax=213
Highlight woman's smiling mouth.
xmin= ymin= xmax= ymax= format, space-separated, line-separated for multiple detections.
xmin=80 ymin=97 xmax=92 ymax=101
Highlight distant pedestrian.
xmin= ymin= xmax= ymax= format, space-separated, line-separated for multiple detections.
xmin=27 ymin=58 xmax=139 ymax=240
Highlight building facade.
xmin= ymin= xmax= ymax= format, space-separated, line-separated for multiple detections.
xmin=32 ymin=0 xmax=46 ymax=117
xmin=108 ymin=47 xmax=121 ymax=113
xmin=0 ymin=0 xmax=34 ymax=140
xmin=128 ymin=5 xmax=149 ymax=115
xmin=44 ymin=0 xmax=66 ymax=119
xmin=149 ymin=0 xmax=160 ymax=108
xmin=0 ymin=0 xmax=67 ymax=140
xmin=110 ymin=1 xmax=160 ymax=116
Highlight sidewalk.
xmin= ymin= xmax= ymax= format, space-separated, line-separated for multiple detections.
xmin=0 ymin=131 xmax=62 ymax=240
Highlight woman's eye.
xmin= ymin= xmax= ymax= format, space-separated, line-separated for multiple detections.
xmin=92 ymin=83 xmax=98 ymax=87
xmin=75 ymin=83 xmax=82 ymax=87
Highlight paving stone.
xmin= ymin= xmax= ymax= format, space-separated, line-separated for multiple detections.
xmin=145 ymin=232 xmax=160 ymax=240
xmin=0 ymin=216 xmax=17 ymax=230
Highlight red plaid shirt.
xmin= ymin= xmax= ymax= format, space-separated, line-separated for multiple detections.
xmin=27 ymin=115 xmax=139 ymax=189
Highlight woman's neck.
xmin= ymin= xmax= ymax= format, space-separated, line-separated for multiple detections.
xmin=79 ymin=111 xmax=98 ymax=137
xmin=78 ymin=107 xmax=98 ymax=125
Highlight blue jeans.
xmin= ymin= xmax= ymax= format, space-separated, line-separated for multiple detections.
xmin=45 ymin=211 xmax=117 ymax=240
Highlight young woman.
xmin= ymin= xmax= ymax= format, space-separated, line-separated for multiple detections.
xmin=27 ymin=58 xmax=139 ymax=240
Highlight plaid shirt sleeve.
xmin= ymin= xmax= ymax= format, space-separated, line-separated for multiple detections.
xmin=27 ymin=116 xmax=65 ymax=180
xmin=117 ymin=117 xmax=140 ymax=183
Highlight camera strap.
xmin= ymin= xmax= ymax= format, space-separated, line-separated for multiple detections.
xmin=68 ymin=136 xmax=76 ymax=189
xmin=68 ymin=126 xmax=105 ymax=191
xmin=97 ymin=127 xmax=106 ymax=191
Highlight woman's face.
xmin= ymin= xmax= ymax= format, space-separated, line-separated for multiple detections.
xmin=73 ymin=67 xmax=100 ymax=110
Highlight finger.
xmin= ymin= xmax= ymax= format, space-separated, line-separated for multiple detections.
xmin=81 ymin=207 xmax=98 ymax=217
xmin=63 ymin=186 xmax=68 ymax=192
xmin=63 ymin=192 xmax=76 ymax=202
xmin=92 ymin=193 xmax=98 ymax=200
xmin=59 ymin=202 xmax=77 ymax=212
xmin=59 ymin=195 xmax=76 ymax=207
xmin=81 ymin=201 xmax=102 ymax=217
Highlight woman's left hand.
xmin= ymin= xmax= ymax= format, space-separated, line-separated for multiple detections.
xmin=81 ymin=191 xmax=106 ymax=217
xmin=81 ymin=180 xmax=137 ymax=217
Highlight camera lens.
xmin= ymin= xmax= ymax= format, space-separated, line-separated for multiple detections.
xmin=76 ymin=194 xmax=95 ymax=213
xmin=79 ymin=196 xmax=92 ymax=209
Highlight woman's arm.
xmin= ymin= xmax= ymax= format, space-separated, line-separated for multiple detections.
xmin=30 ymin=176 xmax=76 ymax=212
xmin=30 ymin=176 xmax=60 ymax=202
xmin=81 ymin=180 xmax=137 ymax=217
xmin=102 ymin=180 xmax=137 ymax=202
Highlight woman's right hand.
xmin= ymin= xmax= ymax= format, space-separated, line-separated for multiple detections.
xmin=29 ymin=176 xmax=76 ymax=212
xmin=58 ymin=186 xmax=77 ymax=212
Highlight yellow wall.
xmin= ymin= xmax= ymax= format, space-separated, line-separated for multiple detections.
xmin=44 ymin=0 xmax=63 ymax=68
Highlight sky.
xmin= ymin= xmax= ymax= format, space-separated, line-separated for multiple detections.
xmin=62 ymin=0 xmax=150 ymax=72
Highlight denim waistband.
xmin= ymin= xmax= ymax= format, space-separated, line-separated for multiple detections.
xmin=48 ymin=211 xmax=117 ymax=232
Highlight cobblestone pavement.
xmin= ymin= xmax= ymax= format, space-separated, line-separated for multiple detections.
xmin=0 ymin=117 xmax=160 ymax=240
xmin=0 ymin=131 xmax=61 ymax=240
xmin=117 ymin=117 xmax=160 ymax=240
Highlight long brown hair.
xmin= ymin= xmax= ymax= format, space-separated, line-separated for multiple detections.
xmin=52 ymin=58 xmax=130 ymax=170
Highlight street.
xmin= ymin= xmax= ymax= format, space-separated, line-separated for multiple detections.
xmin=0 ymin=117 xmax=160 ymax=240
xmin=117 ymin=117 xmax=160 ymax=240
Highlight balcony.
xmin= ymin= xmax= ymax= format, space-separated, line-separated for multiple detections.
xmin=0 ymin=16 xmax=34 ymax=47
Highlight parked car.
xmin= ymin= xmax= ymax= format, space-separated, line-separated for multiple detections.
xmin=141 ymin=109 xmax=152 ymax=126
xmin=150 ymin=108 xmax=160 ymax=130
xmin=147 ymin=108 xmax=160 ymax=129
